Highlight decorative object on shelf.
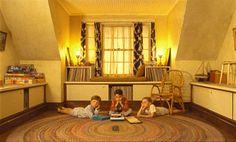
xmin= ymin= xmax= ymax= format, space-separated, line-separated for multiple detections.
xmin=233 ymin=28 xmax=236 ymax=50
xmin=0 ymin=31 xmax=7 ymax=51
xmin=219 ymin=61 xmax=236 ymax=85
xmin=76 ymin=49 xmax=82 ymax=66
xmin=66 ymin=47 xmax=74 ymax=66
xmin=195 ymin=61 xmax=209 ymax=82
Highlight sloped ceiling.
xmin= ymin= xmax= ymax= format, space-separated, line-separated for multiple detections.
xmin=57 ymin=0 xmax=178 ymax=15
xmin=177 ymin=0 xmax=236 ymax=60
xmin=0 ymin=0 xmax=60 ymax=60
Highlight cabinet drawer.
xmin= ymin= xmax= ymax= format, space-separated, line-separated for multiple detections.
xmin=0 ymin=90 xmax=24 ymax=119
xmin=29 ymin=86 xmax=44 ymax=108
xmin=133 ymin=85 xmax=153 ymax=100
xmin=67 ymin=85 xmax=109 ymax=101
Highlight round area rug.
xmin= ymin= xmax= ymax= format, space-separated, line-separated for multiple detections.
xmin=6 ymin=114 xmax=225 ymax=142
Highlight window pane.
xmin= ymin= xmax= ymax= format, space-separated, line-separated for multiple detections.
xmin=103 ymin=51 xmax=111 ymax=62
xmin=143 ymin=50 xmax=149 ymax=62
xmin=103 ymin=27 xmax=112 ymax=38
xmin=87 ymin=24 xmax=94 ymax=38
xmin=114 ymin=27 xmax=123 ymax=38
xmin=87 ymin=38 xmax=95 ymax=50
xmin=143 ymin=38 xmax=150 ymax=50
xmin=124 ymin=51 xmax=133 ymax=62
xmin=117 ymin=63 xmax=123 ymax=74
xmin=104 ymin=38 xmax=112 ymax=49
xmin=88 ymin=50 xmax=96 ymax=63
xmin=143 ymin=24 xmax=150 ymax=38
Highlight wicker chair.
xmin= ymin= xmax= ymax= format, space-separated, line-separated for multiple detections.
xmin=151 ymin=70 xmax=185 ymax=114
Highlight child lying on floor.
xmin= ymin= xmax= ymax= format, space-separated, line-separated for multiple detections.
xmin=57 ymin=95 xmax=101 ymax=119
xmin=137 ymin=97 xmax=169 ymax=118
xmin=109 ymin=89 xmax=132 ymax=116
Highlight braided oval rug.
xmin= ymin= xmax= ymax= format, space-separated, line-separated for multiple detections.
xmin=6 ymin=114 xmax=225 ymax=142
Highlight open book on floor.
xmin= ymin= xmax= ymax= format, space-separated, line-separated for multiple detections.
xmin=125 ymin=116 xmax=142 ymax=124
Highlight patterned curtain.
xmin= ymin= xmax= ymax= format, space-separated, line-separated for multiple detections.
xmin=133 ymin=22 xmax=144 ymax=75
xmin=81 ymin=22 xmax=86 ymax=64
xmin=150 ymin=22 xmax=156 ymax=62
xmin=94 ymin=22 xmax=102 ymax=76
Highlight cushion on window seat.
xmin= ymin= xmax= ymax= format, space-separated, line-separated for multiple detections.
xmin=90 ymin=76 xmax=147 ymax=82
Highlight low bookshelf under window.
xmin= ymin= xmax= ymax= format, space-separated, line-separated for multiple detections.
xmin=145 ymin=66 xmax=170 ymax=81
xmin=66 ymin=66 xmax=94 ymax=82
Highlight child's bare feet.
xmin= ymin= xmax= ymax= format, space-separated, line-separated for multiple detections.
xmin=57 ymin=107 xmax=62 ymax=113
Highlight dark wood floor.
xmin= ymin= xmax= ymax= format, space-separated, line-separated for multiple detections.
xmin=0 ymin=110 xmax=236 ymax=142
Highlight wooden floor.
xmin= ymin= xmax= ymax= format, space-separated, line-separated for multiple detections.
xmin=0 ymin=110 xmax=236 ymax=142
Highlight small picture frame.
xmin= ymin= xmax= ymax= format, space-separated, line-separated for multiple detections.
xmin=0 ymin=31 xmax=7 ymax=51
xmin=233 ymin=28 xmax=236 ymax=50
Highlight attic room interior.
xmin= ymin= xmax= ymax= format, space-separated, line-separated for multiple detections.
xmin=0 ymin=0 xmax=236 ymax=141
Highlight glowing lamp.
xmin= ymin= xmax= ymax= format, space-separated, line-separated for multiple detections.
xmin=157 ymin=48 xmax=164 ymax=66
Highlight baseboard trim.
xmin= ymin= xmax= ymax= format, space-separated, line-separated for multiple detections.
xmin=191 ymin=103 xmax=236 ymax=129
xmin=0 ymin=104 xmax=47 ymax=134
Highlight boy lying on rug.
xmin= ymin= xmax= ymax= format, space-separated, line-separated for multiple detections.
xmin=109 ymin=89 xmax=132 ymax=116
xmin=57 ymin=95 xmax=101 ymax=119
xmin=137 ymin=97 xmax=169 ymax=118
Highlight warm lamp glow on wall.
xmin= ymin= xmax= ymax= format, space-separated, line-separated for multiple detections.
xmin=157 ymin=48 xmax=164 ymax=66
xmin=76 ymin=50 xmax=82 ymax=65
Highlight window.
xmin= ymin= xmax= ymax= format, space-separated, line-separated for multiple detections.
xmin=102 ymin=25 xmax=134 ymax=75
xmin=86 ymin=23 xmax=96 ymax=63
xmin=85 ymin=22 xmax=152 ymax=75
xmin=142 ymin=23 xmax=151 ymax=62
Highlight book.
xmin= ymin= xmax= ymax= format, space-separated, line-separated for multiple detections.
xmin=92 ymin=115 xmax=110 ymax=120
xmin=110 ymin=113 xmax=125 ymax=121
xmin=125 ymin=116 xmax=142 ymax=124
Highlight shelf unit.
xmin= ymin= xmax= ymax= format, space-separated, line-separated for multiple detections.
xmin=66 ymin=66 xmax=94 ymax=82
xmin=145 ymin=66 xmax=170 ymax=81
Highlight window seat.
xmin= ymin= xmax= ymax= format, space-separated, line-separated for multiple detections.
xmin=90 ymin=76 xmax=147 ymax=82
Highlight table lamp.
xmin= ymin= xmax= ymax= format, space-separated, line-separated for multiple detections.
xmin=157 ymin=49 xmax=164 ymax=66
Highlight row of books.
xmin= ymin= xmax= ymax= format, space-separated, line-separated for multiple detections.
xmin=4 ymin=65 xmax=45 ymax=85
xmin=145 ymin=67 xmax=169 ymax=81
xmin=67 ymin=67 xmax=92 ymax=82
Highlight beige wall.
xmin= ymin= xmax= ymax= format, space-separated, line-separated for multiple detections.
xmin=70 ymin=16 xmax=82 ymax=64
xmin=216 ymin=8 xmax=236 ymax=69
xmin=49 ymin=0 xmax=71 ymax=102
xmin=167 ymin=0 xmax=187 ymax=68
xmin=0 ymin=10 xmax=19 ymax=81
xmin=0 ymin=0 xmax=60 ymax=60
xmin=20 ymin=60 xmax=63 ymax=103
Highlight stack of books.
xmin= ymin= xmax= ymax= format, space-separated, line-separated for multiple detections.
xmin=4 ymin=65 xmax=45 ymax=85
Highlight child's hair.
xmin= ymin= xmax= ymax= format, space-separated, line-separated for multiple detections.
xmin=114 ymin=89 xmax=123 ymax=96
xmin=142 ymin=97 xmax=152 ymax=103
xmin=91 ymin=95 xmax=101 ymax=103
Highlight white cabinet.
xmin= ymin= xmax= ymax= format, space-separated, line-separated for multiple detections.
xmin=29 ymin=86 xmax=44 ymax=108
xmin=0 ymin=90 xmax=24 ymax=119
xmin=234 ymin=93 xmax=236 ymax=121
xmin=192 ymin=85 xmax=233 ymax=119
xmin=67 ymin=85 xmax=109 ymax=101
xmin=192 ymin=86 xmax=211 ymax=109
xmin=133 ymin=85 xmax=153 ymax=100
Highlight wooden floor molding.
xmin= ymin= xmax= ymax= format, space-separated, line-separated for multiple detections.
xmin=191 ymin=103 xmax=236 ymax=130
xmin=0 ymin=104 xmax=47 ymax=134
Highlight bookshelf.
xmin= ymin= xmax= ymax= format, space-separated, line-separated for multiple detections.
xmin=66 ymin=66 xmax=94 ymax=82
xmin=145 ymin=66 xmax=170 ymax=81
